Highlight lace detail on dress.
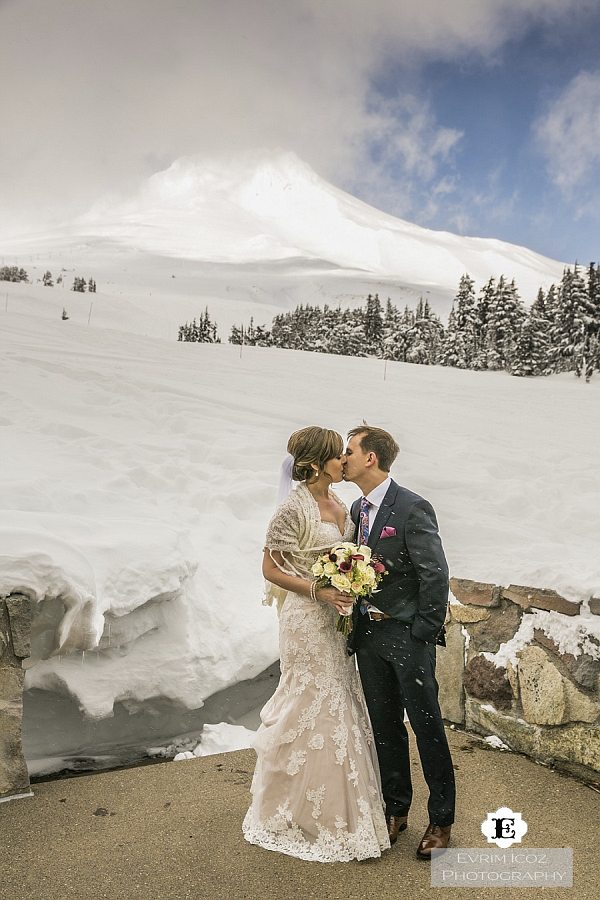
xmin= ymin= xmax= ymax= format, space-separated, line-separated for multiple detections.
xmin=243 ymin=513 xmax=390 ymax=863
xmin=243 ymin=796 xmax=389 ymax=864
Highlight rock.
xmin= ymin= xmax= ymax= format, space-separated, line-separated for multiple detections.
xmin=0 ymin=601 xmax=12 ymax=663
xmin=0 ymin=631 xmax=7 ymax=661
xmin=589 ymin=597 xmax=600 ymax=616
xmin=533 ymin=628 xmax=567 ymax=657
xmin=506 ymin=660 xmax=519 ymax=701
xmin=449 ymin=604 xmax=491 ymax=624
xmin=469 ymin=602 xmax=522 ymax=653
xmin=465 ymin=698 xmax=600 ymax=776
xmin=539 ymin=722 xmax=600 ymax=774
xmin=518 ymin=646 xmax=566 ymax=725
xmin=0 ymin=597 xmax=31 ymax=800
xmin=563 ymin=680 xmax=599 ymax=724
xmin=0 ymin=683 xmax=29 ymax=800
xmin=465 ymin=697 xmax=537 ymax=753
xmin=533 ymin=629 xmax=600 ymax=690
xmin=436 ymin=623 xmax=465 ymax=725
xmin=518 ymin=645 xmax=599 ymax=725
xmin=503 ymin=585 xmax=581 ymax=616
xmin=5 ymin=593 xmax=33 ymax=659
xmin=0 ymin=666 xmax=25 ymax=704
xmin=450 ymin=578 xmax=500 ymax=607
xmin=464 ymin=655 xmax=513 ymax=710
xmin=569 ymin=656 xmax=600 ymax=691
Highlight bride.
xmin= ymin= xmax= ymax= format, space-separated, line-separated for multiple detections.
xmin=242 ymin=426 xmax=390 ymax=862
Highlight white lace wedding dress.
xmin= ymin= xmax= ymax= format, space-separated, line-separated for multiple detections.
xmin=243 ymin=487 xmax=390 ymax=862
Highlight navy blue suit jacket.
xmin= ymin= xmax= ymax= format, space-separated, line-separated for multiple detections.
xmin=348 ymin=479 xmax=449 ymax=651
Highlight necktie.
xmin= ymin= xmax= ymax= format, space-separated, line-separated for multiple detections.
xmin=358 ymin=498 xmax=371 ymax=615
xmin=359 ymin=496 xmax=370 ymax=546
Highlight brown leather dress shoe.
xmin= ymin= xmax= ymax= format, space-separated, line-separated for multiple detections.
xmin=386 ymin=814 xmax=408 ymax=845
xmin=416 ymin=823 xmax=452 ymax=859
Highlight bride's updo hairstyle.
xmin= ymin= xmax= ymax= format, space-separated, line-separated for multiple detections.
xmin=287 ymin=426 xmax=344 ymax=483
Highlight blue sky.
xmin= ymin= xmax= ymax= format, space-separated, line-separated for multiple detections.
xmin=0 ymin=1 xmax=598 ymax=265
xmin=358 ymin=11 xmax=600 ymax=263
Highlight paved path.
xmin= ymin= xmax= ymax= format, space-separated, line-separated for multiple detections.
xmin=0 ymin=728 xmax=595 ymax=900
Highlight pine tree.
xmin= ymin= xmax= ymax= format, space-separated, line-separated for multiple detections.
xmin=526 ymin=287 xmax=553 ymax=375
xmin=0 ymin=266 xmax=29 ymax=283
xmin=392 ymin=305 xmax=416 ymax=362
xmin=542 ymin=283 xmax=561 ymax=373
xmin=441 ymin=274 xmax=477 ymax=368
xmin=364 ymin=293 xmax=384 ymax=356
xmin=454 ymin=274 xmax=477 ymax=366
xmin=440 ymin=307 xmax=466 ymax=367
xmin=584 ymin=262 xmax=600 ymax=381
xmin=229 ymin=324 xmax=244 ymax=345
xmin=473 ymin=278 xmax=496 ymax=369
xmin=406 ymin=299 xmax=444 ymax=365
xmin=510 ymin=308 xmax=549 ymax=377
xmin=481 ymin=276 xmax=525 ymax=370
xmin=71 ymin=276 xmax=86 ymax=292
xmin=555 ymin=264 xmax=595 ymax=378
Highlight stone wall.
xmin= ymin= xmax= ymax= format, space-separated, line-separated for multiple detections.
xmin=437 ymin=578 xmax=600 ymax=781
xmin=0 ymin=593 xmax=33 ymax=801
xmin=2 ymin=580 xmax=599 ymax=797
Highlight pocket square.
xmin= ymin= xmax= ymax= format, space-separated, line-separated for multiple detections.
xmin=380 ymin=526 xmax=396 ymax=539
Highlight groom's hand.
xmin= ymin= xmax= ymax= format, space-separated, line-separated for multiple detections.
xmin=316 ymin=587 xmax=353 ymax=615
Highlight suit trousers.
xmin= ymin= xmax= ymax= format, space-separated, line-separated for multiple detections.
xmin=355 ymin=615 xmax=455 ymax=827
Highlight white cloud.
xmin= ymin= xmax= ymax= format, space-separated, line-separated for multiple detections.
xmin=0 ymin=0 xmax=593 ymax=232
xmin=349 ymin=95 xmax=463 ymax=221
xmin=534 ymin=70 xmax=600 ymax=199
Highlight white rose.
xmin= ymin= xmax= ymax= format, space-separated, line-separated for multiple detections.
xmin=324 ymin=562 xmax=337 ymax=576
xmin=311 ymin=562 xmax=324 ymax=576
xmin=331 ymin=573 xmax=351 ymax=592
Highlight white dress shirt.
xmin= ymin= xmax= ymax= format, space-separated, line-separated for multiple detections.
xmin=363 ymin=476 xmax=392 ymax=533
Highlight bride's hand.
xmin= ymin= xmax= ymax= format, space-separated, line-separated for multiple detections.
xmin=316 ymin=586 xmax=353 ymax=615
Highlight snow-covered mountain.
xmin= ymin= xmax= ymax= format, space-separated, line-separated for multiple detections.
xmin=2 ymin=151 xmax=564 ymax=324
xmin=79 ymin=151 xmax=565 ymax=292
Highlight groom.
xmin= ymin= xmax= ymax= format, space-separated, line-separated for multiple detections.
xmin=343 ymin=425 xmax=455 ymax=859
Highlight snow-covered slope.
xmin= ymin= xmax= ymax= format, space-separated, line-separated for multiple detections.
xmin=1 ymin=151 xmax=565 ymax=324
xmin=1 ymin=310 xmax=598 ymax=747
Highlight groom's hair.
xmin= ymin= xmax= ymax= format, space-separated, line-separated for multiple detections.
xmin=347 ymin=424 xmax=399 ymax=473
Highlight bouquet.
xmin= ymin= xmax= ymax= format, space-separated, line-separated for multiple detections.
xmin=311 ymin=542 xmax=387 ymax=636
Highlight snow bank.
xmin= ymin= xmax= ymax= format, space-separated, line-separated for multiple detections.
xmin=171 ymin=723 xmax=255 ymax=761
